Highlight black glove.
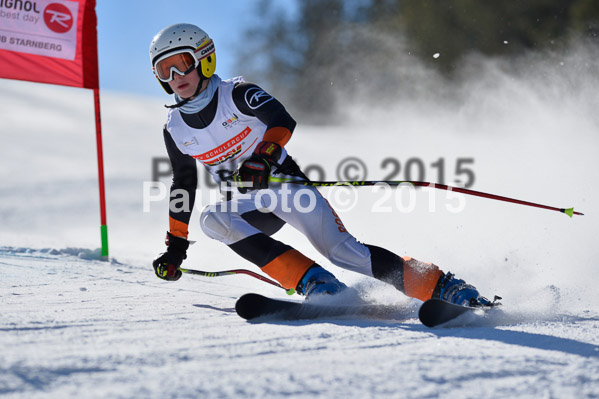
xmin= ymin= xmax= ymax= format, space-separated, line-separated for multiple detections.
xmin=152 ymin=232 xmax=189 ymax=281
xmin=234 ymin=142 xmax=282 ymax=192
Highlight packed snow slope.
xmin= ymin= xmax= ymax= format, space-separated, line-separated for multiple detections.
xmin=1 ymin=46 xmax=599 ymax=398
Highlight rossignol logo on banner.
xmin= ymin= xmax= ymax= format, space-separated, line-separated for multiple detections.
xmin=0 ymin=0 xmax=79 ymax=60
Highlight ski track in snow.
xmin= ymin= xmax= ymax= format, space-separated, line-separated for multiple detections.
xmin=2 ymin=48 xmax=599 ymax=398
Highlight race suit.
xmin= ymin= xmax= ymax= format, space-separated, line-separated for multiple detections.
xmin=162 ymin=77 xmax=443 ymax=299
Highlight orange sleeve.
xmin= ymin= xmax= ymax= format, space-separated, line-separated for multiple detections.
xmin=169 ymin=216 xmax=189 ymax=239
xmin=263 ymin=127 xmax=292 ymax=148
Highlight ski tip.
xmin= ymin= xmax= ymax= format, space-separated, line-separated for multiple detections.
xmin=418 ymin=299 xmax=478 ymax=328
xmin=235 ymin=293 xmax=268 ymax=320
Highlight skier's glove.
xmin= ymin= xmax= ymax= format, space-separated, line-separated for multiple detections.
xmin=152 ymin=232 xmax=189 ymax=281
xmin=234 ymin=142 xmax=282 ymax=192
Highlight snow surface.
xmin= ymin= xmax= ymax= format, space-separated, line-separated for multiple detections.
xmin=2 ymin=45 xmax=599 ymax=398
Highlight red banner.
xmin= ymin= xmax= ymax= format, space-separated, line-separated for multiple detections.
xmin=0 ymin=0 xmax=98 ymax=89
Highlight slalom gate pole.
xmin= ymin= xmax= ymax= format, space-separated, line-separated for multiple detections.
xmin=269 ymin=177 xmax=584 ymax=218
xmin=93 ymin=88 xmax=109 ymax=259
xmin=179 ymin=267 xmax=295 ymax=295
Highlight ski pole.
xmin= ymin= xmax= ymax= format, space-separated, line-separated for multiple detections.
xmin=179 ymin=267 xmax=295 ymax=295
xmin=269 ymin=177 xmax=584 ymax=218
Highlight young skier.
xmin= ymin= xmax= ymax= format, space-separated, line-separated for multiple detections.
xmin=150 ymin=23 xmax=491 ymax=306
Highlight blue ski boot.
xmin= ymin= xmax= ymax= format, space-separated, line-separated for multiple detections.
xmin=297 ymin=266 xmax=347 ymax=299
xmin=434 ymin=272 xmax=492 ymax=307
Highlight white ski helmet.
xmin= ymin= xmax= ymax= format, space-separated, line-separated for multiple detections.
xmin=149 ymin=23 xmax=216 ymax=94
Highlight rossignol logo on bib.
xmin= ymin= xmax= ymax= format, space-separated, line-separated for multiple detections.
xmin=245 ymin=87 xmax=274 ymax=110
xmin=0 ymin=0 xmax=79 ymax=60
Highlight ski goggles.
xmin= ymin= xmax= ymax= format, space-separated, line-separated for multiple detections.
xmin=153 ymin=49 xmax=199 ymax=83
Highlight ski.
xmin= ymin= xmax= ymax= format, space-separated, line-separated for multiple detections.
xmin=235 ymin=293 xmax=405 ymax=321
xmin=236 ymin=294 xmax=500 ymax=326
xmin=418 ymin=298 xmax=499 ymax=327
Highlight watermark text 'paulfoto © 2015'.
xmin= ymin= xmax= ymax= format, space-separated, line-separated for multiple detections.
xmin=143 ymin=156 xmax=476 ymax=214
xmin=150 ymin=156 xmax=477 ymax=189
xmin=143 ymin=180 xmax=471 ymax=215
